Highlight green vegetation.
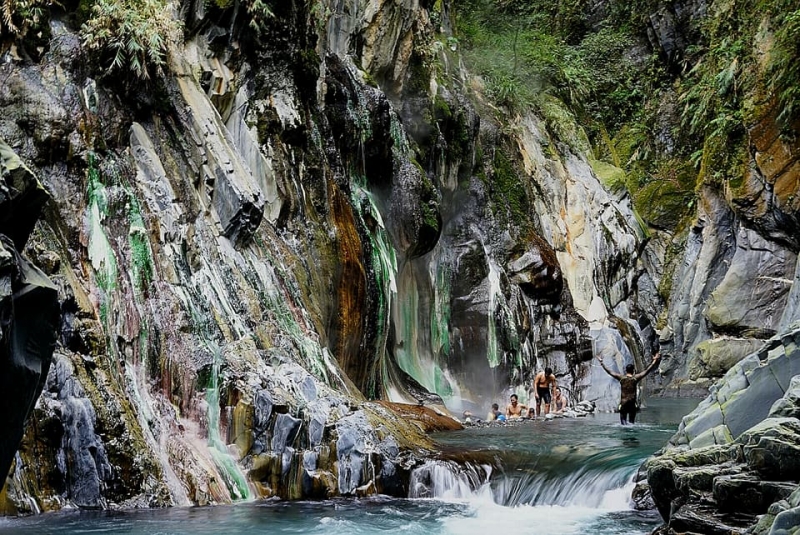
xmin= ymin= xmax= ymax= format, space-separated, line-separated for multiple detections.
xmin=1 ymin=0 xmax=52 ymax=38
xmin=81 ymin=0 xmax=181 ymax=80
xmin=454 ymin=0 xmax=800 ymax=240
xmin=491 ymin=149 xmax=531 ymax=229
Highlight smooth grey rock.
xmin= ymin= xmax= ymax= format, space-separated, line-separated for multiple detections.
xmin=723 ymin=364 xmax=786 ymax=438
xmin=705 ymin=228 xmax=797 ymax=336
xmin=271 ymin=413 xmax=301 ymax=453
xmin=0 ymin=235 xmax=59 ymax=488
xmin=769 ymin=375 xmax=800 ymax=418
xmin=769 ymin=507 xmax=800 ymax=535
xmin=684 ymin=401 xmax=724 ymax=442
xmin=688 ymin=424 xmax=733 ymax=449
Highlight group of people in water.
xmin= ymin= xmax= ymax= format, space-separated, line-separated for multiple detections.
xmin=483 ymin=352 xmax=661 ymax=425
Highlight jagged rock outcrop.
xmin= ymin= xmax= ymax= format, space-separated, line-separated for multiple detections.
xmin=643 ymin=323 xmax=800 ymax=533
xmin=0 ymin=0 xmax=670 ymax=514
xmin=0 ymin=140 xmax=60 ymax=499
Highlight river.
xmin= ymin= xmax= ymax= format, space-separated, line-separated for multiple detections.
xmin=0 ymin=398 xmax=698 ymax=535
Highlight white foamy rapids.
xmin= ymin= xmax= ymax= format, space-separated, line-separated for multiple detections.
xmin=411 ymin=460 xmax=636 ymax=508
xmin=408 ymin=460 xmax=642 ymax=535
xmin=442 ymin=501 xmax=617 ymax=535
xmin=409 ymin=461 xmax=491 ymax=501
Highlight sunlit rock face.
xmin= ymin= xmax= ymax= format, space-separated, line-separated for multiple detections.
xmin=647 ymin=0 xmax=800 ymax=395
xmin=642 ymin=324 xmax=800 ymax=534
xmin=0 ymin=0 xmax=659 ymax=512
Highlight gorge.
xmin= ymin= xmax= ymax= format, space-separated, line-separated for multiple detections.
xmin=0 ymin=0 xmax=799 ymax=533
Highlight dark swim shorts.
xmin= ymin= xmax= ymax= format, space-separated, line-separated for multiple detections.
xmin=537 ymin=386 xmax=552 ymax=404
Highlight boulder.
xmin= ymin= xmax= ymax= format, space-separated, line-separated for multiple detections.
xmin=0 ymin=234 xmax=59 ymax=488
xmin=713 ymin=474 xmax=796 ymax=514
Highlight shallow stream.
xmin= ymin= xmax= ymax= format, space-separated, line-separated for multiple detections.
xmin=0 ymin=398 xmax=699 ymax=535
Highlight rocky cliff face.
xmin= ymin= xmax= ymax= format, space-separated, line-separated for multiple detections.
xmin=0 ymin=0 xmax=660 ymax=511
xmin=644 ymin=0 xmax=800 ymax=397
xmin=642 ymin=323 xmax=800 ymax=534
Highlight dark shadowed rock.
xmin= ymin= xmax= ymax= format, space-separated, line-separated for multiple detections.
xmin=0 ymin=145 xmax=60 ymax=489
xmin=713 ymin=474 xmax=796 ymax=515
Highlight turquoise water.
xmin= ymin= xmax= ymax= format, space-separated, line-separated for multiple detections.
xmin=0 ymin=399 xmax=698 ymax=535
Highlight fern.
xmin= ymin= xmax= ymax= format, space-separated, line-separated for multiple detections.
xmin=81 ymin=0 xmax=182 ymax=80
xmin=0 ymin=0 xmax=53 ymax=38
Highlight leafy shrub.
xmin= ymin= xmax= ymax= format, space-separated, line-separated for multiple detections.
xmin=1 ymin=0 xmax=52 ymax=39
xmin=81 ymin=0 xmax=181 ymax=80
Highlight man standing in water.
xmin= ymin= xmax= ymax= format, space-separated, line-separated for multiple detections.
xmin=533 ymin=367 xmax=557 ymax=416
xmin=597 ymin=352 xmax=661 ymax=424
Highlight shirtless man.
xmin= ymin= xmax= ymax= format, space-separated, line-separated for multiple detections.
xmin=533 ymin=367 xmax=557 ymax=416
xmin=505 ymin=394 xmax=527 ymax=419
xmin=597 ymin=352 xmax=661 ymax=424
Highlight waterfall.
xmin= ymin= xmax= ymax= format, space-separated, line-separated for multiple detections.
xmin=205 ymin=343 xmax=252 ymax=501
xmin=409 ymin=458 xmax=636 ymax=510
xmin=409 ymin=461 xmax=491 ymax=501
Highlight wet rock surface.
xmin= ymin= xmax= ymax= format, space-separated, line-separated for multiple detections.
xmin=643 ymin=323 xmax=800 ymax=533
xmin=0 ymin=142 xmax=60 ymax=500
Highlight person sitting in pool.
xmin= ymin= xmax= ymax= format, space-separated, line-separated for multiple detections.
xmin=597 ymin=352 xmax=661 ymax=425
xmin=553 ymin=387 xmax=567 ymax=413
xmin=533 ymin=367 xmax=557 ymax=416
xmin=506 ymin=394 xmax=527 ymax=419
xmin=487 ymin=403 xmax=502 ymax=421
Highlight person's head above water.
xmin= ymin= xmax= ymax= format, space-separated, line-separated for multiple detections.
xmin=545 ymin=367 xmax=553 ymax=376
xmin=510 ymin=394 xmax=519 ymax=404
xmin=492 ymin=403 xmax=499 ymax=410
xmin=626 ymin=363 xmax=635 ymax=374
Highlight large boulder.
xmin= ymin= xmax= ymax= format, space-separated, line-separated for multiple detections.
xmin=0 ymin=236 xmax=59 ymax=488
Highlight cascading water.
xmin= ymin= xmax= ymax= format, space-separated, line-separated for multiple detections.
xmin=0 ymin=399 xmax=696 ymax=534
xmin=205 ymin=342 xmax=251 ymax=501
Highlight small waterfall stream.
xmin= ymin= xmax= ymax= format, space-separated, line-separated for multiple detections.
xmin=0 ymin=399 xmax=698 ymax=535
xmin=205 ymin=343 xmax=251 ymax=501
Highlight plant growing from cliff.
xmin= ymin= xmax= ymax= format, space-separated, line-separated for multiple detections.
xmin=81 ymin=0 xmax=181 ymax=80
xmin=770 ymin=7 xmax=800 ymax=133
xmin=1 ymin=0 xmax=51 ymax=36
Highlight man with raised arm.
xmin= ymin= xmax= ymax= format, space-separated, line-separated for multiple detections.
xmin=597 ymin=352 xmax=661 ymax=425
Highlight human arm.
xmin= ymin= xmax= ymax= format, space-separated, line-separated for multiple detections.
xmin=635 ymin=353 xmax=661 ymax=381
xmin=596 ymin=355 xmax=622 ymax=379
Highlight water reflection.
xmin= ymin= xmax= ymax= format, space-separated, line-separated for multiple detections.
xmin=0 ymin=399 xmax=700 ymax=535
